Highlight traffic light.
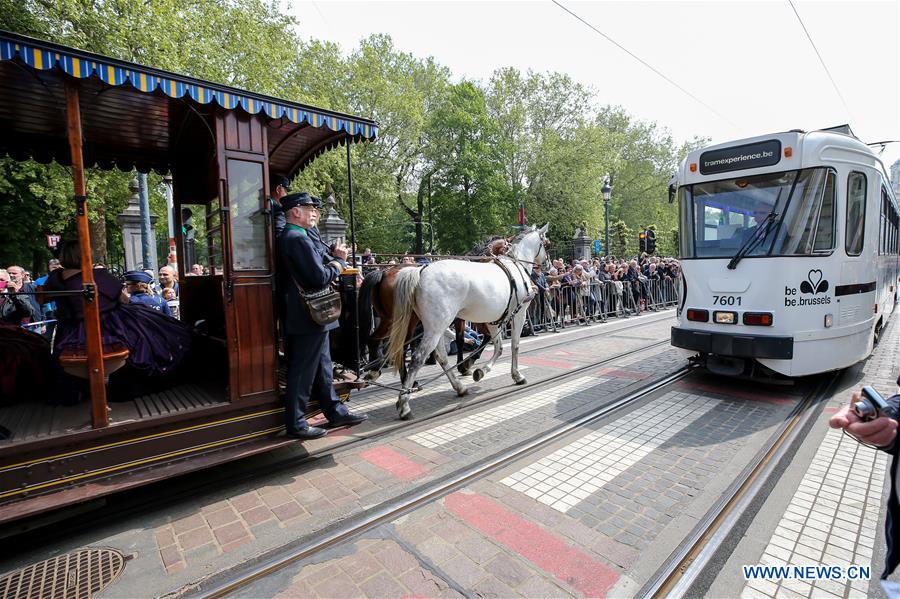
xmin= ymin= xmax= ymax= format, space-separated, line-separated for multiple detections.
xmin=639 ymin=230 xmax=647 ymax=253
xmin=646 ymin=228 xmax=657 ymax=254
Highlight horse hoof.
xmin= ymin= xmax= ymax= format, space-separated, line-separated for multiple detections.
xmin=473 ymin=369 xmax=485 ymax=382
xmin=515 ymin=377 xmax=527 ymax=386
xmin=363 ymin=370 xmax=381 ymax=381
xmin=457 ymin=387 xmax=469 ymax=397
xmin=400 ymin=408 xmax=413 ymax=420
xmin=457 ymin=364 xmax=467 ymax=375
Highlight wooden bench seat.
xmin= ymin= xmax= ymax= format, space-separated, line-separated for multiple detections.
xmin=58 ymin=344 xmax=130 ymax=380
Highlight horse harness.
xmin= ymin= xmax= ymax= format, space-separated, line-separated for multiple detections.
xmin=489 ymin=256 xmax=536 ymax=327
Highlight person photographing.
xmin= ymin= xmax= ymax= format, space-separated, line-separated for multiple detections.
xmin=830 ymin=382 xmax=900 ymax=589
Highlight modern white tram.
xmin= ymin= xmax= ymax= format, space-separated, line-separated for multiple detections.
xmin=670 ymin=125 xmax=900 ymax=377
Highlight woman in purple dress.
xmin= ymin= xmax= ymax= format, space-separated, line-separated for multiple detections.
xmin=43 ymin=241 xmax=191 ymax=376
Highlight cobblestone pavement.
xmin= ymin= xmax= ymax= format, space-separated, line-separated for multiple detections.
xmin=235 ymin=364 xmax=810 ymax=597
xmin=10 ymin=306 xmax=877 ymax=599
xmin=706 ymin=320 xmax=900 ymax=599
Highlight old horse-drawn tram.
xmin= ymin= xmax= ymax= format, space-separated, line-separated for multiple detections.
xmin=0 ymin=30 xmax=377 ymax=524
xmin=670 ymin=125 xmax=899 ymax=377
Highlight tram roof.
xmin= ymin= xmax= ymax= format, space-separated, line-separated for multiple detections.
xmin=0 ymin=30 xmax=378 ymax=175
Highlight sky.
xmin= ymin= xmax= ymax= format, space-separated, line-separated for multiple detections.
xmin=286 ymin=0 xmax=900 ymax=176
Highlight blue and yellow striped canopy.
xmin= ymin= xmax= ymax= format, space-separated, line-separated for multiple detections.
xmin=0 ymin=32 xmax=378 ymax=141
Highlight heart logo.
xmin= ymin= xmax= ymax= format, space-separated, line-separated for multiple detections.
xmin=807 ymin=269 xmax=823 ymax=291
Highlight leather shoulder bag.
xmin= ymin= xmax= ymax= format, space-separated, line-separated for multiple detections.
xmin=290 ymin=276 xmax=342 ymax=326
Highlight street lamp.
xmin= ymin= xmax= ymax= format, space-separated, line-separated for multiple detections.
xmin=601 ymin=178 xmax=612 ymax=256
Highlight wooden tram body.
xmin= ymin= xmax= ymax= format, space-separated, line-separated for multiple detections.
xmin=0 ymin=31 xmax=377 ymax=524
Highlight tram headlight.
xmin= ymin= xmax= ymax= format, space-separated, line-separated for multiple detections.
xmin=713 ymin=311 xmax=737 ymax=324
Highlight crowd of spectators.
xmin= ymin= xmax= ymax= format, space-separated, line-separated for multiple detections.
xmin=528 ymin=253 xmax=681 ymax=329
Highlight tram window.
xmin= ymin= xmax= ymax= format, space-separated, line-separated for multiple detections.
xmin=845 ymin=172 xmax=866 ymax=256
xmin=812 ymin=171 xmax=836 ymax=252
xmin=206 ymin=199 xmax=224 ymax=274
xmin=771 ymin=168 xmax=834 ymax=255
xmin=179 ymin=204 xmax=212 ymax=274
xmin=227 ymin=159 xmax=268 ymax=271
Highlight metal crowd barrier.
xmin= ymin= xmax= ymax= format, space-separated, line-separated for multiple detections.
xmin=523 ymin=276 xmax=679 ymax=335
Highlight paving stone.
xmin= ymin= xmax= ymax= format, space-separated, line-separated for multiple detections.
xmin=275 ymin=577 xmax=314 ymax=599
xmin=204 ymin=506 xmax=239 ymax=529
xmin=471 ymin=575 xmax=520 ymax=598
xmin=337 ymin=549 xmax=385 ymax=582
xmin=240 ymin=505 xmax=276 ymax=527
xmin=418 ymin=536 xmax=462 ymax=568
xmin=159 ymin=545 xmax=184 ymax=571
xmin=259 ymin=487 xmax=293 ymax=508
xmin=177 ymin=526 xmax=214 ymax=551
xmin=439 ymin=554 xmax=489 ymax=588
xmin=231 ymin=492 xmax=263 ymax=512
xmin=155 ymin=526 xmax=175 ymax=549
xmin=212 ymin=521 xmax=250 ymax=547
xmin=271 ymin=501 xmax=306 ymax=523
xmin=372 ymin=541 xmax=420 ymax=575
xmin=399 ymin=568 xmax=451 ymax=597
xmin=172 ymin=513 xmax=206 ymax=535
xmin=312 ymin=572 xmax=363 ymax=598
xmin=455 ymin=535 xmax=501 ymax=564
xmin=486 ymin=553 xmax=533 ymax=588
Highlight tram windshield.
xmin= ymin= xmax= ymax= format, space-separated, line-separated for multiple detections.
xmin=679 ymin=168 xmax=836 ymax=259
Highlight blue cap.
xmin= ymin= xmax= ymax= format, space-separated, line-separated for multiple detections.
xmin=124 ymin=270 xmax=153 ymax=284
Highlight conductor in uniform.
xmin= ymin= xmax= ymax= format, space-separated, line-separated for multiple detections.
xmin=278 ymin=192 xmax=367 ymax=439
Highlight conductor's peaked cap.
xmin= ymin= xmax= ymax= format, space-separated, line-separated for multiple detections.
xmin=281 ymin=192 xmax=322 ymax=211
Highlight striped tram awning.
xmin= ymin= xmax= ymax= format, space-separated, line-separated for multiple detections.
xmin=0 ymin=30 xmax=378 ymax=174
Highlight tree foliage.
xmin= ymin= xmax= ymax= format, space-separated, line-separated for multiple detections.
xmin=0 ymin=0 xmax=706 ymax=271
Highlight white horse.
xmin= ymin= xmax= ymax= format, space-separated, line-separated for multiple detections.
xmin=385 ymin=224 xmax=551 ymax=420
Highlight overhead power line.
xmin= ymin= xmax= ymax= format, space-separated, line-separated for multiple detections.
xmin=788 ymin=0 xmax=854 ymax=123
xmin=551 ymin=0 xmax=738 ymax=129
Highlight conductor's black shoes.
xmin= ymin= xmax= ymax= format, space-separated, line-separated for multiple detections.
xmin=286 ymin=426 xmax=327 ymax=440
xmin=326 ymin=412 xmax=368 ymax=428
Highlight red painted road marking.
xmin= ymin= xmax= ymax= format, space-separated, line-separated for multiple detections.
xmin=520 ymin=355 xmax=574 ymax=369
xmin=596 ymin=368 xmax=649 ymax=380
xmin=445 ymin=492 xmax=618 ymax=598
xmin=675 ymin=381 xmax=793 ymax=405
xmin=359 ymin=446 xmax=428 ymax=481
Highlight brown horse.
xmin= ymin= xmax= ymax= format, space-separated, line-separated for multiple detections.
xmin=358 ymin=265 xmax=484 ymax=381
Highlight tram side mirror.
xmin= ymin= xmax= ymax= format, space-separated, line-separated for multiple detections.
xmin=668 ymin=183 xmax=676 ymax=204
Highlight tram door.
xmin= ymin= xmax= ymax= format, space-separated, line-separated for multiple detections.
xmin=216 ymin=111 xmax=277 ymax=402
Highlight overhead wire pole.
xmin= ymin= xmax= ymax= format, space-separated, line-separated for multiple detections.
xmin=551 ymin=0 xmax=738 ymax=130
xmin=788 ymin=0 xmax=854 ymax=125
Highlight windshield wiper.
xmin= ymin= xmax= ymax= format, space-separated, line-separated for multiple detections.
xmin=726 ymin=211 xmax=778 ymax=270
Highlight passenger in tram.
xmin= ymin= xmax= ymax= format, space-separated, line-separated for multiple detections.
xmin=124 ymin=270 xmax=172 ymax=316
xmin=43 ymin=240 xmax=192 ymax=377
xmin=278 ymin=192 xmax=368 ymax=440
xmin=0 ymin=324 xmax=52 ymax=407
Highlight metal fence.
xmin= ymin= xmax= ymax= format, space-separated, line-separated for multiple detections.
xmin=524 ymin=277 xmax=680 ymax=334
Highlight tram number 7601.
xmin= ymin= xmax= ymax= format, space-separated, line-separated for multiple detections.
xmin=713 ymin=295 xmax=742 ymax=306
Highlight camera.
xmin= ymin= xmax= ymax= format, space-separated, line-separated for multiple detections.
xmin=852 ymin=386 xmax=897 ymax=421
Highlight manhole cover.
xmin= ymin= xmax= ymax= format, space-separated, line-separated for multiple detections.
xmin=0 ymin=548 xmax=126 ymax=599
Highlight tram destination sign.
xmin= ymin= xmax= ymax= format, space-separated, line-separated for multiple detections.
xmin=699 ymin=140 xmax=781 ymax=175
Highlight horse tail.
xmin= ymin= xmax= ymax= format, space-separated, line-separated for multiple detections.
xmin=386 ymin=267 xmax=421 ymax=372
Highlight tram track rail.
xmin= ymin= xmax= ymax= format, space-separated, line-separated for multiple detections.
xmin=188 ymin=365 xmax=696 ymax=598
xmin=2 ymin=312 xmax=676 ymax=546
xmin=641 ymin=370 xmax=842 ymax=598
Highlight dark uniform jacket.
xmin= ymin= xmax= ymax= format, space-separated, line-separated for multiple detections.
xmin=278 ymin=224 xmax=344 ymax=336
xmin=129 ymin=292 xmax=172 ymax=317
xmin=880 ymin=394 xmax=900 ymax=578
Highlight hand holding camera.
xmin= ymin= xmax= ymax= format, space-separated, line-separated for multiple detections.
xmin=830 ymin=384 xmax=899 ymax=449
